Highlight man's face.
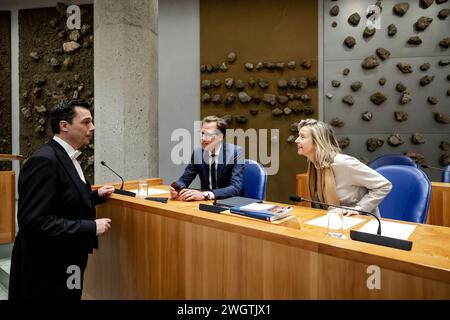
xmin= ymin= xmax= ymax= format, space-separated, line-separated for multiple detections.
xmin=61 ymin=106 xmax=95 ymax=149
xmin=200 ymin=122 xmax=223 ymax=152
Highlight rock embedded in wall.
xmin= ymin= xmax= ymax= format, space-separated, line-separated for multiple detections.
xmin=415 ymin=16 xmax=433 ymax=31
xmin=404 ymin=151 xmax=426 ymax=164
xmin=420 ymin=0 xmax=434 ymax=9
xmin=411 ymin=133 xmax=426 ymax=145
xmin=394 ymin=111 xmax=408 ymax=122
xmin=434 ymin=112 xmax=450 ymax=124
xmin=387 ymin=24 xmax=397 ymax=36
xmin=393 ymin=3 xmax=410 ymax=16
xmin=387 ymin=134 xmax=405 ymax=147
xmin=347 ymin=12 xmax=361 ymax=26
xmin=362 ymin=111 xmax=373 ymax=121
xmin=338 ymin=136 xmax=350 ymax=149
xmin=407 ymin=36 xmax=422 ymax=45
xmin=366 ymin=138 xmax=384 ymax=152
xmin=439 ymin=37 xmax=450 ymax=48
xmin=438 ymin=8 xmax=449 ymax=19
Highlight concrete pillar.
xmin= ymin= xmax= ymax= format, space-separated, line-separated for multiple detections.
xmin=94 ymin=0 xmax=158 ymax=184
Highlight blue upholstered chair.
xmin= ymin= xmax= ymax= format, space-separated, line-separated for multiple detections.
xmin=368 ymin=154 xmax=417 ymax=170
xmin=443 ymin=164 xmax=450 ymax=183
xmin=242 ymin=159 xmax=267 ymax=200
xmin=375 ymin=165 xmax=431 ymax=224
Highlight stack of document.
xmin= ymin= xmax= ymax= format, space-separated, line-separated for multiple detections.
xmin=230 ymin=203 xmax=293 ymax=222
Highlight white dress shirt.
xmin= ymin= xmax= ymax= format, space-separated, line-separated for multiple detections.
xmin=53 ymin=136 xmax=86 ymax=183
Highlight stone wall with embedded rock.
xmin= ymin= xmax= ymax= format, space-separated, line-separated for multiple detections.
xmin=18 ymin=4 xmax=94 ymax=181
xmin=324 ymin=0 xmax=450 ymax=181
xmin=200 ymin=0 xmax=318 ymax=202
xmin=0 ymin=11 xmax=11 ymax=171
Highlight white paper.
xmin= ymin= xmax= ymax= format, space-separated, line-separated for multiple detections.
xmin=305 ymin=214 xmax=366 ymax=231
xmin=146 ymin=188 xmax=170 ymax=196
xmin=239 ymin=203 xmax=275 ymax=211
xmin=357 ymin=219 xmax=416 ymax=240
xmin=128 ymin=188 xmax=169 ymax=196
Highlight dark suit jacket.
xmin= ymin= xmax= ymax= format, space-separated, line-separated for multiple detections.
xmin=176 ymin=143 xmax=245 ymax=199
xmin=9 ymin=139 xmax=104 ymax=300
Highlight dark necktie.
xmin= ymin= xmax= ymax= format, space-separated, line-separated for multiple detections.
xmin=210 ymin=154 xmax=217 ymax=190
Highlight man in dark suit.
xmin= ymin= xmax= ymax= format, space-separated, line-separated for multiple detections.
xmin=170 ymin=115 xmax=245 ymax=201
xmin=8 ymin=100 xmax=114 ymax=301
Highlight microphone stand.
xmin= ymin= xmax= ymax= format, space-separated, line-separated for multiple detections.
xmin=100 ymin=161 xmax=136 ymax=197
xmin=289 ymin=195 xmax=413 ymax=251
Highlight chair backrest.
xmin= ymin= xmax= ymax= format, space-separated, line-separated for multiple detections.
xmin=375 ymin=165 xmax=431 ymax=224
xmin=368 ymin=154 xmax=418 ymax=170
xmin=442 ymin=165 xmax=450 ymax=183
xmin=242 ymin=159 xmax=267 ymax=200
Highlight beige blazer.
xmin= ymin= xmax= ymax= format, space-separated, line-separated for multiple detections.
xmin=331 ymin=153 xmax=392 ymax=217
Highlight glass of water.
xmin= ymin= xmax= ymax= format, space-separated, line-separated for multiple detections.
xmin=327 ymin=206 xmax=344 ymax=238
xmin=138 ymin=181 xmax=148 ymax=198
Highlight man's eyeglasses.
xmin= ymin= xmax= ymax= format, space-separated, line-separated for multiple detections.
xmin=200 ymin=131 xmax=220 ymax=139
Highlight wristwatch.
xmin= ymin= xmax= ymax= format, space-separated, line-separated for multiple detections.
xmin=202 ymin=191 xmax=210 ymax=200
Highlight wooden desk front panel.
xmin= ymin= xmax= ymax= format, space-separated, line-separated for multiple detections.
xmin=85 ymin=196 xmax=450 ymax=299
xmin=85 ymin=202 xmax=319 ymax=299
xmin=297 ymin=173 xmax=450 ymax=228
xmin=0 ymin=171 xmax=15 ymax=244
xmin=427 ymin=182 xmax=450 ymax=227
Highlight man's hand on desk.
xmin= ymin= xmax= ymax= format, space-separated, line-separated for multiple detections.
xmin=169 ymin=186 xmax=179 ymax=199
xmin=98 ymin=185 xmax=115 ymax=197
xmin=177 ymin=188 xmax=205 ymax=201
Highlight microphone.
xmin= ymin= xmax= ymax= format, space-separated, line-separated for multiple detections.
xmin=289 ymin=195 xmax=412 ymax=251
xmin=100 ymin=161 xmax=136 ymax=197
xmin=420 ymin=164 xmax=446 ymax=172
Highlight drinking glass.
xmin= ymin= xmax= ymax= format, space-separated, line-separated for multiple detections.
xmin=138 ymin=181 xmax=148 ymax=198
xmin=327 ymin=206 xmax=344 ymax=238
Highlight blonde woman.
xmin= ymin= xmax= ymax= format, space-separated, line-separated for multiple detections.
xmin=295 ymin=119 xmax=392 ymax=217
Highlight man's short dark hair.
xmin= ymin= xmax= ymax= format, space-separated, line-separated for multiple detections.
xmin=202 ymin=115 xmax=228 ymax=136
xmin=50 ymin=99 xmax=91 ymax=134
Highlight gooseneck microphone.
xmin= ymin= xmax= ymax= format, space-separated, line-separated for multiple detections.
xmin=100 ymin=161 xmax=136 ymax=197
xmin=289 ymin=195 xmax=413 ymax=251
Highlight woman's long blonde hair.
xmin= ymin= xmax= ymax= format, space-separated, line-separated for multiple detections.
xmin=298 ymin=119 xmax=341 ymax=168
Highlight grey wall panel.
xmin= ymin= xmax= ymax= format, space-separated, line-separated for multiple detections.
xmin=325 ymin=56 xmax=450 ymax=134
xmin=324 ymin=0 xmax=450 ymax=60
xmin=323 ymin=0 xmax=450 ymax=179
xmin=158 ymin=0 xmax=200 ymax=187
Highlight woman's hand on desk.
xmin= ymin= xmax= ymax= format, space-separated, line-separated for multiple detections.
xmin=342 ymin=209 xmax=360 ymax=216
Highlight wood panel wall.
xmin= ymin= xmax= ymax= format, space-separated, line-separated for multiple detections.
xmin=200 ymin=0 xmax=318 ymax=202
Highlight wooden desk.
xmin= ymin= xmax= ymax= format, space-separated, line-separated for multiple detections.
xmin=0 ymin=154 xmax=26 ymax=162
xmin=297 ymin=173 xmax=450 ymax=228
xmin=0 ymin=171 xmax=15 ymax=244
xmin=84 ymin=183 xmax=450 ymax=299
xmin=0 ymin=154 xmax=25 ymax=244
